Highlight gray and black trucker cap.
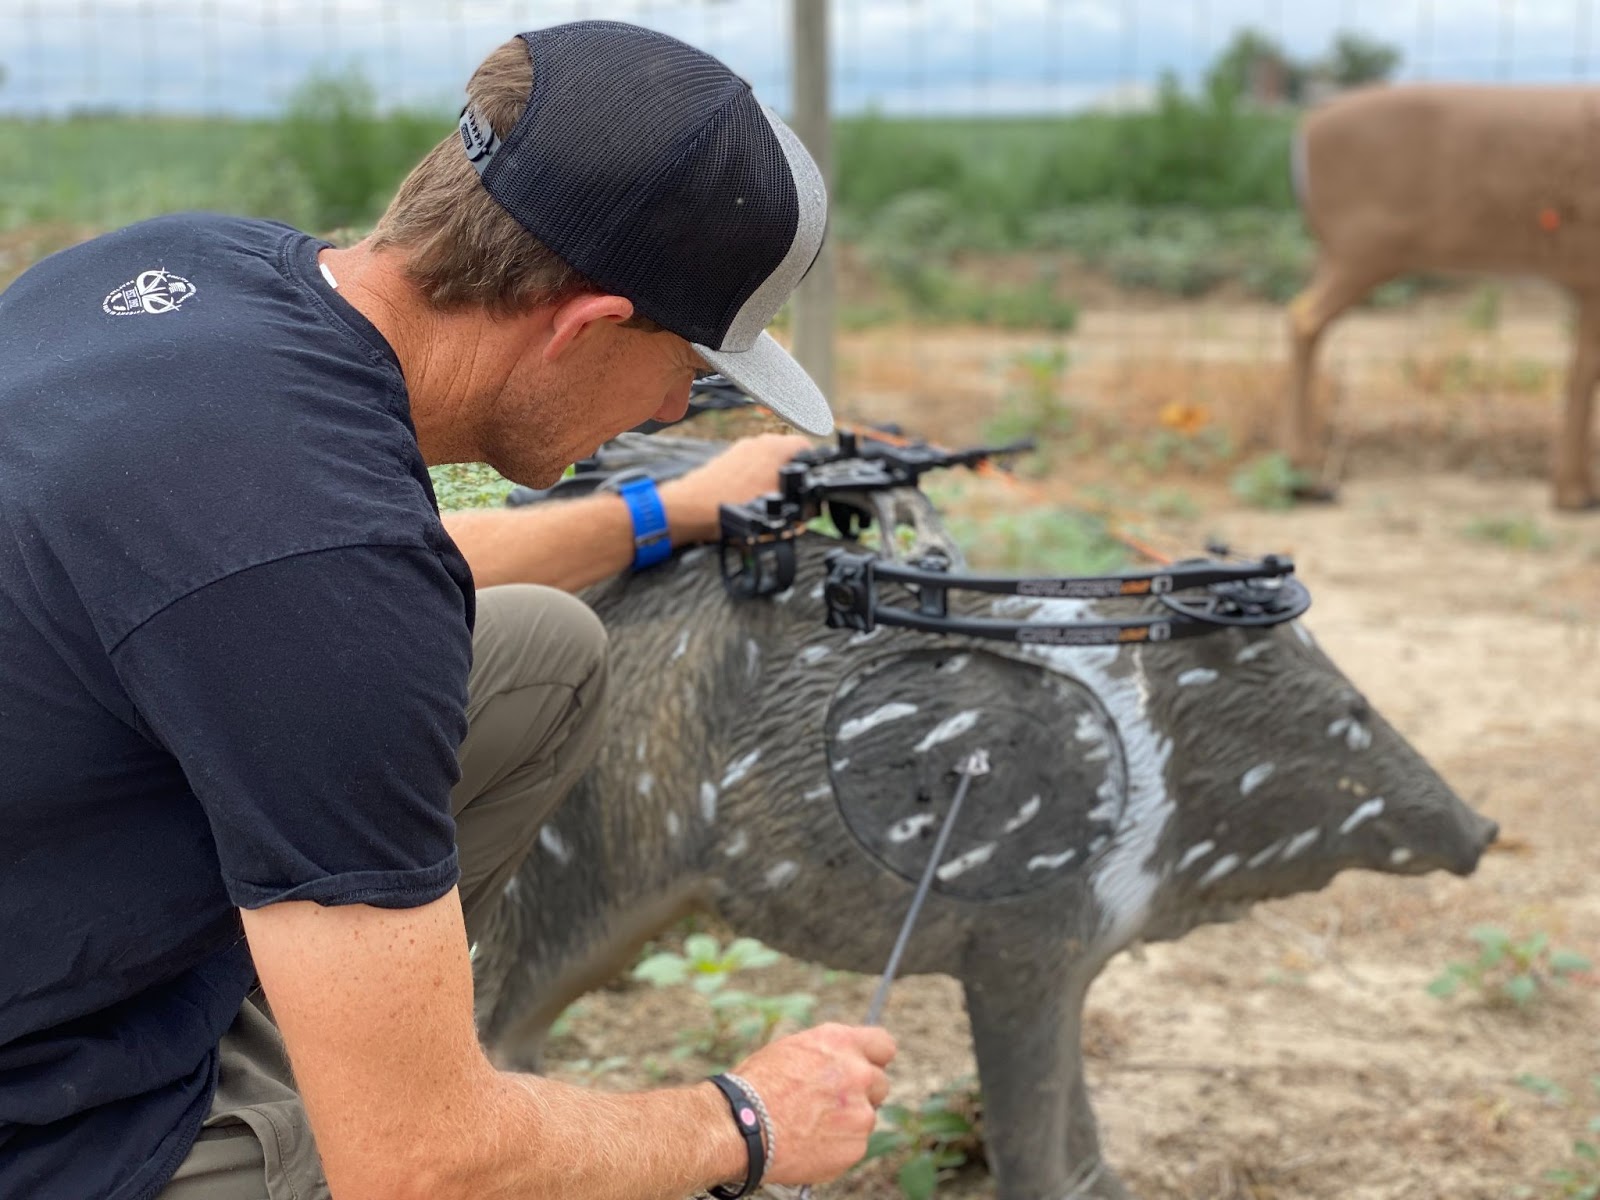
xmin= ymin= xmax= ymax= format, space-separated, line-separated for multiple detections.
xmin=457 ymin=20 xmax=833 ymax=435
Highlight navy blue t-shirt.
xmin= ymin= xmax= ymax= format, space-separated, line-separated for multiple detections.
xmin=0 ymin=214 xmax=475 ymax=1199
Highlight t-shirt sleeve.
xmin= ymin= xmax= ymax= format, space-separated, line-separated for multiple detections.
xmin=111 ymin=543 xmax=471 ymax=910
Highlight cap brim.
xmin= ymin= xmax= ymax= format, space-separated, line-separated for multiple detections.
xmin=693 ymin=331 xmax=834 ymax=436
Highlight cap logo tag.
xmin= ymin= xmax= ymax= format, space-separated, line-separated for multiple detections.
xmin=459 ymin=105 xmax=499 ymax=176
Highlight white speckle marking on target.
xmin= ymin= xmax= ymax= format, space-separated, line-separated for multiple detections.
xmin=1240 ymin=763 xmax=1276 ymax=797
xmin=839 ymin=702 xmax=919 ymax=741
xmin=1328 ymin=716 xmax=1373 ymax=751
xmin=539 ymin=827 xmax=571 ymax=865
xmin=1002 ymin=796 xmax=1042 ymax=834
xmin=1197 ymin=853 xmax=1241 ymax=888
xmin=914 ymin=709 xmax=980 ymax=753
xmin=1281 ymin=828 xmax=1321 ymax=860
xmin=1339 ymin=797 xmax=1385 ymax=835
xmin=887 ymin=813 xmax=937 ymax=843
xmin=1246 ymin=838 xmax=1286 ymax=869
xmin=1177 ymin=667 xmax=1218 ymax=687
xmin=723 ymin=830 xmax=750 ymax=857
xmin=1177 ymin=840 xmax=1215 ymax=872
xmin=721 ymin=750 xmax=761 ymax=789
xmin=700 ymin=782 xmax=718 ymax=822
xmin=1027 ymin=849 xmax=1077 ymax=871
xmin=764 ymin=860 xmax=800 ymax=888
xmin=936 ymin=842 xmax=997 ymax=881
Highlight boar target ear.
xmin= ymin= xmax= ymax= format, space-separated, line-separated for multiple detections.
xmin=825 ymin=648 xmax=1127 ymax=903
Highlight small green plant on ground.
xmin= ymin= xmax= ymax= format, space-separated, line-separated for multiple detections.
xmin=947 ymin=506 xmax=1128 ymax=576
xmin=1464 ymin=283 xmax=1503 ymax=332
xmin=1465 ymin=514 xmax=1556 ymax=552
xmin=1146 ymin=487 xmax=1202 ymax=520
xmin=429 ymin=462 xmax=515 ymax=510
xmin=1515 ymin=1074 xmax=1600 ymax=1198
xmin=1544 ymin=1080 xmax=1600 ymax=1198
xmin=1427 ymin=926 xmax=1592 ymax=1009
xmin=983 ymin=347 xmax=1077 ymax=452
xmin=1229 ymin=452 xmax=1308 ymax=510
xmin=864 ymin=1077 xmax=986 ymax=1200
xmin=631 ymin=934 xmax=815 ymax=1063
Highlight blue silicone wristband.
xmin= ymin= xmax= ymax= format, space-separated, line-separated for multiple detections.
xmin=618 ymin=476 xmax=672 ymax=571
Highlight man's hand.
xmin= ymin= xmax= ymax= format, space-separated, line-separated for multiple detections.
xmin=732 ymin=1024 xmax=897 ymax=1186
xmin=658 ymin=432 xmax=812 ymax=545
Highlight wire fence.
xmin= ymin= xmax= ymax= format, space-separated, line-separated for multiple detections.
xmin=1 ymin=0 xmax=1593 ymax=463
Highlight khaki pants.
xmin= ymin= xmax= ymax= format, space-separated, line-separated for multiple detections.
xmin=157 ymin=585 xmax=610 ymax=1199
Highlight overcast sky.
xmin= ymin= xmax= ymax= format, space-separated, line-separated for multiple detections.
xmin=3 ymin=0 xmax=1598 ymax=117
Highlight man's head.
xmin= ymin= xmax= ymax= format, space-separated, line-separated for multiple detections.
xmin=368 ymin=22 xmax=831 ymax=486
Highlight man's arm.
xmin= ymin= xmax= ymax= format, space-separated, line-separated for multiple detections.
xmin=243 ymin=890 xmax=894 ymax=1200
xmin=444 ymin=434 xmax=809 ymax=591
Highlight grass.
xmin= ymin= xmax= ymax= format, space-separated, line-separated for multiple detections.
xmin=1464 ymin=514 xmax=1556 ymax=552
xmin=429 ymin=462 xmax=514 ymax=511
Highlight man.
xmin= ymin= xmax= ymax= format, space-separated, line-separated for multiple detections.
xmin=0 ymin=21 xmax=895 ymax=1200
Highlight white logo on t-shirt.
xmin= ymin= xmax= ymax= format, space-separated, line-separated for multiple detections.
xmin=102 ymin=269 xmax=198 ymax=316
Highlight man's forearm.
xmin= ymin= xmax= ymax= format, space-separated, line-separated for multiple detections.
xmin=427 ymin=1072 xmax=748 ymax=1200
xmin=441 ymin=484 xmax=710 ymax=592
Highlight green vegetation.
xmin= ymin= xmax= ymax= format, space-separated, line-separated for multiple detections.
xmin=1229 ymin=452 xmax=1309 ymax=510
xmin=2 ymin=27 xmax=1415 ymax=321
xmin=1516 ymin=1074 xmax=1600 ymax=1199
xmin=1427 ymin=926 xmax=1592 ymax=1009
xmin=1546 ymin=1085 xmax=1600 ymax=1199
xmin=864 ymin=1077 xmax=986 ymax=1200
xmin=631 ymin=933 xmax=815 ymax=1062
xmin=947 ymin=506 xmax=1128 ymax=576
xmin=1464 ymin=514 xmax=1556 ymax=552
xmin=428 ymin=462 xmax=514 ymax=510
xmin=983 ymin=347 xmax=1078 ymax=450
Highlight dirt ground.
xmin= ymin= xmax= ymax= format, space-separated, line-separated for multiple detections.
xmin=546 ymin=304 xmax=1599 ymax=1200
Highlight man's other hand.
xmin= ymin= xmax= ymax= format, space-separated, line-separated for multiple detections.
xmin=659 ymin=433 xmax=811 ymax=545
xmin=731 ymin=1023 xmax=897 ymax=1186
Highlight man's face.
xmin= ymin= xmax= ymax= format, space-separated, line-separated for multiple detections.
xmin=483 ymin=316 xmax=709 ymax=488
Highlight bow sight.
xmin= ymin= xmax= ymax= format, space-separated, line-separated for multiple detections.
xmin=717 ymin=430 xmax=1310 ymax=647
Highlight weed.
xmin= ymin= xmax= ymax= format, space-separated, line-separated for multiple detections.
xmin=1465 ymin=283 xmax=1503 ymax=332
xmin=947 ymin=507 xmax=1127 ymax=575
xmin=1427 ymin=926 xmax=1592 ymax=1009
xmin=429 ymin=462 xmax=514 ymax=510
xmin=1229 ymin=452 xmax=1307 ymax=510
xmin=1538 ymin=1077 xmax=1600 ymax=1199
xmin=864 ymin=1077 xmax=986 ymax=1200
xmin=1464 ymin=515 xmax=1555 ymax=552
xmin=631 ymin=934 xmax=815 ymax=1063
xmin=1147 ymin=488 xmax=1202 ymax=520
xmin=984 ymin=348 xmax=1076 ymax=449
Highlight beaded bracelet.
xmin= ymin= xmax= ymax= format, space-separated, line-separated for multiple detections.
xmin=723 ymin=1072 xmax=776 ymax=1171
xmin=705 ymin=1073 xmax=767 ymax=1200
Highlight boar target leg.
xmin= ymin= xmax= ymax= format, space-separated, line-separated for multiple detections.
xmin=963 ymin=957 xmax=1130 ymax=1200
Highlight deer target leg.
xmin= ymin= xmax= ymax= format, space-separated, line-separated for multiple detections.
xmin=1285 ymin=257 xmax=1390 ymax=498
xmin=1555 ymin=293 xmax=1600 ymax=510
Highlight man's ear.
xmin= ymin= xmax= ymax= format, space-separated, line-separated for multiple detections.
xmin=543 ymin=292 xmax=636 ymax=363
